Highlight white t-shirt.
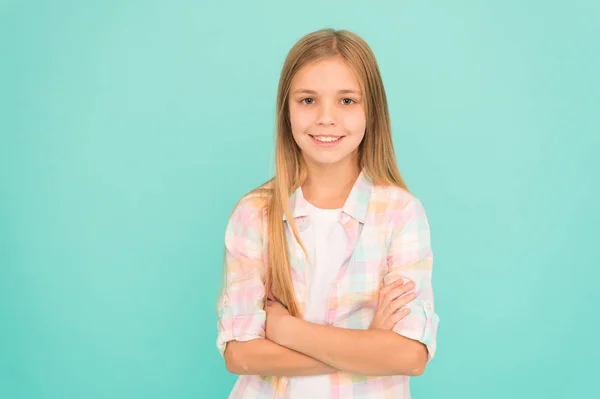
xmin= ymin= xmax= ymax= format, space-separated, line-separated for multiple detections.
xmin=287 ymin=194 xmax=348 ymax=399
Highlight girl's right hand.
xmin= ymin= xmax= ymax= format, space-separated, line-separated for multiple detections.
xmin=369 ymin=279 xmax=416 ymax=330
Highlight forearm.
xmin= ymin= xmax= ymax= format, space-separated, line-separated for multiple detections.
xmin=224 ymin=338 xmax=337 ymax=376
xmin=276 ymin=318 xmax=427 ymax=376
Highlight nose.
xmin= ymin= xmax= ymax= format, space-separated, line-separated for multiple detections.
xmin=316 ymin=102 xmax=336 ymax=127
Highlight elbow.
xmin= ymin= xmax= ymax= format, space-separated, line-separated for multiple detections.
xmin=224 ymin=342 xmax=244 ymax=375
xmin=404 ymin=344 xmax=428 ymax=376
xmin=390 ymin=341 xmax=428 ymax=376
xmin=397 ymin=359 xmax=425 ymax=377
xmin=405 ymin=361 xmax=426 ymax=377
xmin=224 ymin=338 xmax=266 ymax=375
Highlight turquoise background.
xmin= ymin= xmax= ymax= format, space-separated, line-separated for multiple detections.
xmin=1 ymin=1 xmax=598 ymax=398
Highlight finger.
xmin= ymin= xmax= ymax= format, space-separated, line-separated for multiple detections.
xmin=386 ymin=280 xmax=414 ymax=298
xmin=385 ymin=291 xmax=417 ymax=315
xmin=383 ymin=280 xmax=415 ymax=303
xmin=382 ymin=307 xmax=410 ymax=330
xmin=379 ymin=278 xmax=409 ymax=300
xmin=390 ymin=308 xmax=411 ymax=324
xmin=378 ymin=281 xmax=398 ymax=298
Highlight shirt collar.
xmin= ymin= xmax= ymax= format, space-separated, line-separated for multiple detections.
xmin=282 ymin=170 xmax=372 ymax=223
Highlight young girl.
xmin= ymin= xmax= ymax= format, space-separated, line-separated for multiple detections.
xmin=216 ymin=28 xmax=439 ymax=399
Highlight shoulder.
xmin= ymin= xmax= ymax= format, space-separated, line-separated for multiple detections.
xmin=368 ymin=185 xmax=432 ymax=247
xmin=235 ymin=180 xmax=272 ymax=212
xmin=370 ymin=184 xmax=426 ymax=216
xmin=369 ymin=184 xmax=430 ymax=235
xmin=227 ymin=179 xmax=273 ymax=231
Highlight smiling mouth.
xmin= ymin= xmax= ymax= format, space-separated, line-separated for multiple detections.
xmin=309 ymin=134 xmax=345 ymax=147
xmin=309 ymin=135 xmax=344 ymax=143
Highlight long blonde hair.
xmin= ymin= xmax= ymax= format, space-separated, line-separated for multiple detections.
xmin=265 ymin=28 xmax=408 ymax=316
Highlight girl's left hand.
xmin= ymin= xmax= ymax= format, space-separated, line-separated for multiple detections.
xmin=265 ymin=299 xmax=291 ymax=344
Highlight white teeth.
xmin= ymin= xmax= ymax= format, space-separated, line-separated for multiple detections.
xmin=313 ymin=136 xmax=341 ymax=142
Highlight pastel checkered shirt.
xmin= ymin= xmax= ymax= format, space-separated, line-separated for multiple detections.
xmin=216 ymin=171 xmax=439 ymax=398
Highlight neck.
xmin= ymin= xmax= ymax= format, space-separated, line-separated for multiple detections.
xmin=301 ymin=158 xmax=360 ymax=209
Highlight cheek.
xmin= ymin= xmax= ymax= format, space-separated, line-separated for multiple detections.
xmin=289 ymin=107 xmax=313 ymax=135
xmin=341 ymin=110 xmax=367 ymax=135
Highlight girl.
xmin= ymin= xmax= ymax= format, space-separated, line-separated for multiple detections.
xmin=216 ymin=29 xmax=439 ymax=399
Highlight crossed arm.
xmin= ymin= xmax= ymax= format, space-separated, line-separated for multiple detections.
xmin=218 ymin=197 xmax=437 ymax=378
xmin=224 ymin=318 xmax=428 ymax=377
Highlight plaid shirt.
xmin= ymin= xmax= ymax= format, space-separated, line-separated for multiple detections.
xmin=217 ymin=171 xmax=439 ymax=398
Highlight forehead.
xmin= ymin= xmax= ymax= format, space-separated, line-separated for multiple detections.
xmin=291 ymin=56 xmax=361 ymax=92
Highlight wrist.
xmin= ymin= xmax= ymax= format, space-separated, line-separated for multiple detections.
xmin=275 ymin=314 xmax=300 ymax=347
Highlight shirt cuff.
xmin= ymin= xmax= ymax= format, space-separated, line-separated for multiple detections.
xmin=392 ymin=299 xmax=439 ymax=361
xmin=216 ymin=313 xmax=266 ymax=357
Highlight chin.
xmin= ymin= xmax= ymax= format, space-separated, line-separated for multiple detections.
xmin=306 ymin=154 xmax=352 ymax=166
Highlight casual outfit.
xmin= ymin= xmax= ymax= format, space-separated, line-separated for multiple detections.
xmin=217 ymin=171 xmax=439 ymax=399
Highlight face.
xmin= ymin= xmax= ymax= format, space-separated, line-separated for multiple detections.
xmin=288 ymin=56 xmax=366 ymax=169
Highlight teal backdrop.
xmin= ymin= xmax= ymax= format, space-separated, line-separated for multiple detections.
xmin=1 ymin=1 xmax=598 ymax=398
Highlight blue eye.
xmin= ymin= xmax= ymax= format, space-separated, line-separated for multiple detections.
xmin=342 ymin=98 xmax=355 ymax=105
xmin=301 ymin=98 xmax=314 ymax=105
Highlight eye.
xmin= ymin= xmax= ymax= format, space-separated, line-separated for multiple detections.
xmin=341 ymin=98 xmax=355 ymax=105
xmin=301 ymin=98 xmax=315 ymax=105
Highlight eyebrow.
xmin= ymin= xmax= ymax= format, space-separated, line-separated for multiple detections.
xmin=292 ymin=89 xmax=362 ymax=95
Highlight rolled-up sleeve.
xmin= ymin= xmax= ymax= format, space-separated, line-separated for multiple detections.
xmin=385 ymin=197 xmax=439 ymax=361
xmin=216 ymin=199 xmax=267 ymax=357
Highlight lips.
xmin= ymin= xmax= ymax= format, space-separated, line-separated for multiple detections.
xmin=309 ymin=134 xmax=345 ymax=147
xmin=309 ymin=134 xmax=343 ymax=141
